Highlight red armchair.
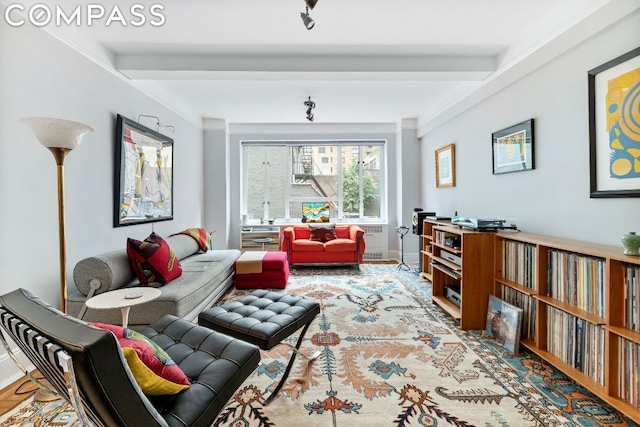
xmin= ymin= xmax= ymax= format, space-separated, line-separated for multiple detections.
xmin=282 ymin=225 xmax=365 ymax=268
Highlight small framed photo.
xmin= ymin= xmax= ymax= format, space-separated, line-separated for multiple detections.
xmin=435 ymin=143 xmax=455 ymax=188
xmin=588 ymin=47 xmax=640 ymax=198
xmin=492 ymin=119 xmax=535 ymax=175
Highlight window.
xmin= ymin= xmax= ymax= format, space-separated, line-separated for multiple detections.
xmin=242 ymin=141 xmax=385 ymax=222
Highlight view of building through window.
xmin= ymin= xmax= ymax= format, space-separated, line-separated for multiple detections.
xmin=243 ymin=141 xmax=384 ymax=222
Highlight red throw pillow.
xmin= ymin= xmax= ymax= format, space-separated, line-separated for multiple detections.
xmin=309 ymin=223 xmax=337 ymax=243
xmin=89 ymin=322 xmax=190 ymax=395
xmin=127 ymin=232 xmax=182 ymax=286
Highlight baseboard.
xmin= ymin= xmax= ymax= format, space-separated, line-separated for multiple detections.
xmin=0 ymin=347 xmax=34 ymax=391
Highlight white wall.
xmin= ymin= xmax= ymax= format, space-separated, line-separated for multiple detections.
xmin=0 ymin=24 xmax=205 ymax=387
xmin=420 ymin=13 xmax=640 ymax=246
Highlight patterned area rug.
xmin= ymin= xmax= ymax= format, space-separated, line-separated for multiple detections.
xmin=1 ymin=264 xmax=637 ymax=426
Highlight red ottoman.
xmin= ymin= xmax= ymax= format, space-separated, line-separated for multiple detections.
xmin=234 ymin=251 xmax=289 ymax=289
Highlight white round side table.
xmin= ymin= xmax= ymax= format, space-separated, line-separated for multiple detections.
xmin=85 ymin=287 xmax=161 ymax=329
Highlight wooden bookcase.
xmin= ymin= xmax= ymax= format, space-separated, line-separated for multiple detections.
xmin=422 ymin=220 xmax=495 ymax=330
xmin=493 ymin=230 xmax=640 ymax=423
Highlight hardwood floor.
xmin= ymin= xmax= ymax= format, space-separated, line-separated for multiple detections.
xmin=0 ymin=375 xmax=37 ymax=415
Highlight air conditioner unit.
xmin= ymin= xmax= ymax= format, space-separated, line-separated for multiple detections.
xmin=360 ymin=224 xmax=389 ymax=261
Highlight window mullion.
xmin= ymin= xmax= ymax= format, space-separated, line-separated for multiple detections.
xmin=262 ymin=147 xmax=269 ymax=219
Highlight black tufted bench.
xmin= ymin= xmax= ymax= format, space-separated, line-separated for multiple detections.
xmin=198 ymin=289 xmax=320 ymax=405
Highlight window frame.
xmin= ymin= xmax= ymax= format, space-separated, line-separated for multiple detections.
xmin=241 ymin=140 xmax=386 ymax=223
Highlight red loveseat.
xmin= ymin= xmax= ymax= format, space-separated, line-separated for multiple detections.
xmin=282 ymin=225 xmax=365 ymax=268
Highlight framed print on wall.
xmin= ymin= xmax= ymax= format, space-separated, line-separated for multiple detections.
xmin=588 ymin=47 xmax=640 ymax=198
xmin=114 ymin=114 xmax=174 ymax=227
xmin=435 ymin=143 xmax=455 ymax=188
xmin=492 ymin=119 xmax=535 ymax=175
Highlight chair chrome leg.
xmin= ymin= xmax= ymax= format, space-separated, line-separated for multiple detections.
xmin=263 ymin=320 xmax=315 ymax=406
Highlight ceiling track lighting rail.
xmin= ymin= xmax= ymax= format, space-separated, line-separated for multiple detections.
xmin=300 ymin=0 xmax=318 ymax=30
xmin=304 ymin=97 xmax=315 ymax=122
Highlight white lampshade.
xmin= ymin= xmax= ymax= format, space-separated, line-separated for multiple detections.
xmin=20 ymin=117 xmax=94 ymax=150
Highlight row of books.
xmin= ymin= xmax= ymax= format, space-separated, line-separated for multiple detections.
xmin=501 ymin=240 xmax=537 ymax=289
xmin=623 ymin=265 xmax=640 ymax=332
xmin=433 ymin=230 xmax=457 ymax=246
xmin=618 ymin=337 xmax=640 ymax=409
xmin=546 ymin=306 xmax=605 ymax=385
xmin=501 ymin=286 xmax=536 ymax=341
xmin=547 ymin=249 xmax=606 ymax=318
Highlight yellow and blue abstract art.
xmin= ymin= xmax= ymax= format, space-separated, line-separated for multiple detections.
xmin=606 ymin=66 xmax=640 ymax=179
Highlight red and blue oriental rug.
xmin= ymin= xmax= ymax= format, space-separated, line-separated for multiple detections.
xmin=1 ymin=264 xmax=637 ymax=426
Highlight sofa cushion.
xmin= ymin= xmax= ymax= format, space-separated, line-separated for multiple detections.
xmin=324 ymin=238 xmax=357 ymax=252
xmin=309 ymin=223 xmax=337 ymax=242
xmin=127 ymin=232 xmax=182 ymax=287
xmin=335 ymin=225 xmax=351 ymax=239
xmin=291 ymin=239 xmax=325 ymax=252
xmin=292 ymin=226 xmax=311 ymax=240
xmin=89 ymin=322 xmax=190 ymax=395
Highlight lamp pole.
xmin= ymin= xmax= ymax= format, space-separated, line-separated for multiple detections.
xmin=50 ymin=147 xmax=70 ymax=313
xmin=21 ymin=117 xmax=94 ymax=313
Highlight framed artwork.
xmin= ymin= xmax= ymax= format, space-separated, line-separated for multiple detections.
xmin=435 ymin=143 xmax=455 ymax=188
xmin=301 ymin=202 xmax=330 ymax=223
xmin=114 ymin=114 xmax=174 ymax=227
xmin=492 ymin=119 xmax=535 ymax=174
xmin=588 ymin=47 xmax=640 ymax=198
xmin=485 ymin=295 xmax=523 ymax=354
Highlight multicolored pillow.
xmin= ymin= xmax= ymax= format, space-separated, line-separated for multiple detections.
xmin=171 ymin=228 xmax=215 ymax=252
xmin=127 ymin=232 xmax=182 ymax=286
xmin=309 ymin=223 xmax=337 ymax=242
xmin=89 ymin=322 xmax=190 ymax=395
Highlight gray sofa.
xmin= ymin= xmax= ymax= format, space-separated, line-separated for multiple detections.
xmin=67 ymin=233 xmax=240 ymax=329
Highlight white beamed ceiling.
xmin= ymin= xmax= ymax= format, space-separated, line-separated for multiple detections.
xmin=14 ymin=0 xmax=640 ymax=129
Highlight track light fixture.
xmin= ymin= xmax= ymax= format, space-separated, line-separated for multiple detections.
xmin=300 ymin=6 xmax=314 ymax=30
xmin=300 ymin=0 xmax=317 ymax=30
xmin=304 ymin=97 xmax=315 ymax=122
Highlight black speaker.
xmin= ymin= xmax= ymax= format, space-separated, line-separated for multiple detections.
xmin=412 ymin=209 xmax=435 ymax=273
xmin=412 ymin=210 xmax=435 ymax=235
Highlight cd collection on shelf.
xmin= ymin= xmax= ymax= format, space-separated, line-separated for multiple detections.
xmin=502 ymin=240 xmax=537 ymax=289
xmin=547 ymin=249 xmax=606 ymax=318
xmin=623 ymin=265 xmax=640 ymax=331
xmin=546 ymin=306 xmax=605 ymax=385
xmin=619 ymin=338 xmax=640 ymax=409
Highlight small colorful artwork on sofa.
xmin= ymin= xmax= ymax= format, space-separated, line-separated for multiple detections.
xmin=302 ymin=202 xmax=330 ymax=223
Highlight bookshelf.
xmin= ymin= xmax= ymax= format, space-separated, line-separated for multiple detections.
xmin=422 ymin=220 xmax=495 ymax=330
xmin=240 ymin=225 xmax=281 ymax=251
xmin=493 ymin=231 xmax=640 ymax=423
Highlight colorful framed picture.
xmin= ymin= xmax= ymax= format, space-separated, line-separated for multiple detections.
xmin=485 ymin=295 xmax=523 ymax=354
xmin=301 ymin=202 xmax=330 ymax=223
xmin=492 ymin=119 xmax=535 ymax=175
xmin=114 ymin=114 xmax=174 ymax=227
xmin=588 ymin=47 xmax=640 ymax=198
xmin=435 ymin=143 xmax=455 ymax=188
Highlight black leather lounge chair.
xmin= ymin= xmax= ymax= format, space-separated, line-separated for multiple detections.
xmin=0 ymin=288 xmax=261 ymax=427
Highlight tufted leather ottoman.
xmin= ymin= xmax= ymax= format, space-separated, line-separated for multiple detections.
xmin=198 ymin=289 xmax=320 ymax=404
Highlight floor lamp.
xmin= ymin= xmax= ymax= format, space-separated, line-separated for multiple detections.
xmin=20 ymin=117 xmax=94 ymax=401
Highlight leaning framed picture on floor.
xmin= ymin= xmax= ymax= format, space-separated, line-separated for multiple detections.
xmin=485 ymin=295 xmax=523 ymax=353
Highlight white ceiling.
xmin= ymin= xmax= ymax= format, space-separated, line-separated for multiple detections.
xmin=18 ymin=0 xmax=640 ymax=126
